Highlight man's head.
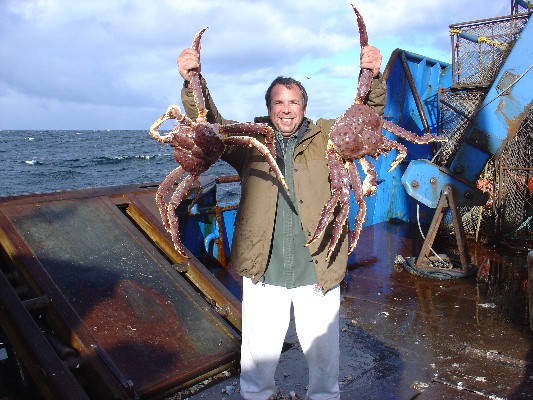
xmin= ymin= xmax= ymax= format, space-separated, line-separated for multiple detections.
xmin=265 ymin=76 xmax=308 ymax=137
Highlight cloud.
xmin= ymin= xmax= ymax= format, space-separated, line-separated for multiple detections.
xmin=0 ymin=0 xmax=513 ymax=129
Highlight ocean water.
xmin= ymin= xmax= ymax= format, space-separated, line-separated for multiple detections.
xmin=0 ymin=130 xmax=239 ymax=201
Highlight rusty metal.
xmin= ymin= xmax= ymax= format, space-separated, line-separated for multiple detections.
xmin=214 ymin=205 xmax=229 ymax=267
xmin=401 ymin=184 xmax=477 ymax=279
xmin=215 ymin=175 xmax=240 ymax=184
xmin=0 ymin=183 xmax=242 ymax=399
xmin=0 ymin=263 xmax=89 ymax=400
xmin=450 ymin=13 xmax=529 ymax=88
xmin=121 ymin=193 xmax=242 ymax=332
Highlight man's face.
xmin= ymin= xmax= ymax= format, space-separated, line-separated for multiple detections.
xmin=268 ymin=84 xmax=307 ymax=137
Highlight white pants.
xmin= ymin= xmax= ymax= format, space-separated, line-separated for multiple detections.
xmin=240 ymin=277 xmax=340 ymax=400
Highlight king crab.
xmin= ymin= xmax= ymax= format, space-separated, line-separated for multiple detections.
xmin=307 ymin=5 xmax=447 ymax=259
xmin=149 ymin=27 xmax=287 ymax=257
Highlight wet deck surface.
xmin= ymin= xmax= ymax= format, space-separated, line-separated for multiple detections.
xmin=184 ymin=221 xmax=533 ymax=400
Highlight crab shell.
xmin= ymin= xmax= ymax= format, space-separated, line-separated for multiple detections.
xmin=171 ymin=122 xmax=224 ymax=175
xmin=329 ymin=103 xmax=385 ymax=160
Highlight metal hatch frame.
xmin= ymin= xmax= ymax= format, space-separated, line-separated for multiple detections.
xmin=0 ymin=182 xmax=242 ymax=399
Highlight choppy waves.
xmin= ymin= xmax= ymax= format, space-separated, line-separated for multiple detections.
xmin=90 ymin=154 xmax=160 ymax=165
xmin=1 ymin=130 xmax=238 ymax=199
xmin=24 ymin=159 xmax=44 ymax=165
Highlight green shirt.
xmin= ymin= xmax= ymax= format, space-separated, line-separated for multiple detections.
xmin=262 ymin=127 xmax=318 ymax=288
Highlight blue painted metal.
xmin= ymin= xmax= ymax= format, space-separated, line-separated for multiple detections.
xmin=449 ymin=17 xmax=533 ymax=182
xmin=221 ymin=208 xmax=236 ymax=260
xmin=403 ymin=14 xmax=532 ymax=208
xmin=365 ymin=49 xmax=452 ymax=225
xmin=402 ymin=160 xmax=489 ymax=209
xmin=184 ymin=12 xmax=532 ymax=265
xmin=204 ymin=218 xmax=219 ymax=256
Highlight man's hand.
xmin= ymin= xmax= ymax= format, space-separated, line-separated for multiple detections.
xmin=360 ymin=45 xmax=382 ymax=77
xmin=177 ymin=48 xmax=201 ymax=82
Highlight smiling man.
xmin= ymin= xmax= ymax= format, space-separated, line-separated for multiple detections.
xmin=177 ymin=44 xmax=385 ymax=399
xmin=267 ymin=79 xmax=307 ymax=136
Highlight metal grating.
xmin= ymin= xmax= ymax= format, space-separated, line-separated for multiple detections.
xmin=441 ymin=107 xmax=533 ymax=247
xmin=436 ymin=6 xmax=532 ymax=248
xmin=513 ymin=0 xmax=533 ymax=14
xmin=450 ymin=13 xmax=528 ymax=88
xmin=436 ymin=87 xmax=486 ymax=167
xmin=495 ymin=107 xmax=533 ymax=245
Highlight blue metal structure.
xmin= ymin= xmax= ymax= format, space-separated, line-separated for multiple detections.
xmin=403 ymin=13 xmax=533 ymax=210
xmin=186 ymin=10 xmax=532 ymax=267
xmin=178 ymin=5 xmax=533 ymax=276
xmin=0 ymin=3 xmax=531 ymax=398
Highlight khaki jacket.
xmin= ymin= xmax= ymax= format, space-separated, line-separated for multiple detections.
xmin=181 ymin=75 xmax=386 ymax=292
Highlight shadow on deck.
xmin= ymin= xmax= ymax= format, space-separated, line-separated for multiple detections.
xmin=188 ymin=221 xmax=533 ymax=400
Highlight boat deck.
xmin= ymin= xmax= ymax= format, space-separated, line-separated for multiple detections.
xmin=186 ymin=222 xmax=533 ymax=400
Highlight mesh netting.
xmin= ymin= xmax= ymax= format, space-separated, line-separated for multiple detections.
xmin=436 ymin=88 xmax=486 ymax=167
xmin=513 ymin=0 xmax=533 ymax=14
xmin=495 ymin=110 xmax=533 ymax=244
xmin=437 ymin=9 xmax=532 ymax=248
xmin=450 ymin=13 xmax=528 ymax=88
xmin=440 ymin=108 xmax=532 ymax=246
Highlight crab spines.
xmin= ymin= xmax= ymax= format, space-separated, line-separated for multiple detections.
xmin=149 ymin=104 xmax=184 ymax=143
xmin=189 ymin=27 xmax=209 ymax=122
xmin=191 ymin=26 xmax=208 ymax=53
xmin=351 ymin=4 xmax=368 ymax=48
xmin=352 ymin=4 xmax=372 ymax=103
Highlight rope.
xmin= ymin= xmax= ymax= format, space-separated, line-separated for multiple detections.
xmin=449 ymin=28 xmax=509 ymax=50
xmin=477 ymin=36 xmax=509 ymax=50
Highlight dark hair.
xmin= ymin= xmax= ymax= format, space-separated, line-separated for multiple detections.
xmin=265 ymin=76 xmax=308 ymax=110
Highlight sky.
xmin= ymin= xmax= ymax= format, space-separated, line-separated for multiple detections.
xmin=0 ymin=0 xmax=513 ymax=130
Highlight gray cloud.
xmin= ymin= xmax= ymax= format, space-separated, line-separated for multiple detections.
xmin=0 ymin=0 xmax=510 ymax=129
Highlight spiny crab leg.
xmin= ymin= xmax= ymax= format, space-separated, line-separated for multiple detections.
xmin=383 ymin=120 xmax=448 ymax=144
xmin=167 ymin=174 xmax=197 ymax=256
xmin=155 ymin=165 xmax=185 ymax=232
xmin=223 ymin=122 xmax=277 ymax=158
xmin=352 ymin=3 xmax=368 ymax=47
xmin=347 ymin=161 xmax=366 ymax=254
xmin=307 ymin=144 xmax=344 ymax=247
xmin=325 ymin=160 xmax=351 ymax=259
xmin=381 ymin=121 xmax=447 ymax=171
xmin=223 ymin=135 xmax=288 ymax=191
xmin=359 ymin=157 xmax=377 ymax=196
xmin=352 ymin=4 xmax=373 ymax=104
xmin=189 ymin=27 xmax=209 ymax=122
xmin=149 ymin=26 xmax=289 ymax=257
xmin=149 ymin=104 xmax=193 ymax=143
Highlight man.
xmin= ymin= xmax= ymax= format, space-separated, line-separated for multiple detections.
xmin=177 ymin=44 xmax=384 ymax=399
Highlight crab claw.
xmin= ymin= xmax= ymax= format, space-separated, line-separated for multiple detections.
xmin=189 ymin=27 xmax=209 ymax=122
xmin=351 ymin=4 xmax=368 ymax=48
xmin=352 ymin=4 xmax=373 ymax=103
xmin=192 ymin=26 xmax=208 ymax=53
